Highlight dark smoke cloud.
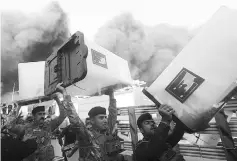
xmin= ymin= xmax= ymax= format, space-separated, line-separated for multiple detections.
xmin=1 ymin=1 xmax=69 ymax=100
xmin=94 ymin=13 xmax=197 ymax=85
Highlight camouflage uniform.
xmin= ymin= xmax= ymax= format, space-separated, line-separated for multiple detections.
xmin=6 ymin=102 xmax=67 ymax=161
xmin=62 ymin=95 xmax=118 ymax=161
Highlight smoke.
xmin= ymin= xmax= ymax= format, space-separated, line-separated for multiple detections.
xmin=95 ymin=13 xmax=196 ymax=85
xmin=1 ymin=1 xmax=69 ymax=101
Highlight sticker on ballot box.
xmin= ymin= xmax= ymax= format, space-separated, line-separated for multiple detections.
xmin=165 ymin=68 xmax=205 ymax=103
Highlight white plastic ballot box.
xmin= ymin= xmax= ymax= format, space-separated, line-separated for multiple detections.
xmin=143 ymin=6 xmax=237 ymax=132
xmin=44 ymin=31 xmax=132 ymax=96
xmin=18 ymin=61 xmax=45 ymax=99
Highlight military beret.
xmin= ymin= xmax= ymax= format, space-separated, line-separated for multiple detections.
xmin=88 ymin=106 xmax=106 ymax=118
xmin=137 ymin=113 xmax=153 ymax=129
xmin=32 ymin=106 xmax=45 ymax=115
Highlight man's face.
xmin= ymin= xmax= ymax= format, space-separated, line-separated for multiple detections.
xmin=90 ymin=114 xmax=108 ymax=131
xmin=34 ymin=111 xmax=46 ymax=123
xmin=140 ymin=119 xmax=156 ymax=136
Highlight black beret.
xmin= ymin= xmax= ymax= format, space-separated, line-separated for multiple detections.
xmin=88 ymin=106 xmax=106 ymax=118
xmin=137 ymin=113 xmax=153 ymax=129
xmin=32 ymin=106 xmax=45 ymax=115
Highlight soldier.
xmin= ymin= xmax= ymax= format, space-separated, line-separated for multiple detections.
xmin=135 ymin=105 xmax=185 ymax=161
xmin=55 ymin=84 xmax=124 ymax=161
xmin=5 ymin=87 xmax=67 ymax=161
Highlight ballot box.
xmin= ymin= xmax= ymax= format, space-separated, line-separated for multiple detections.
xmin=44 ymin=31 xmax=132 ymax=97
xmin=143 ymin=6 xmax=237 ymax=132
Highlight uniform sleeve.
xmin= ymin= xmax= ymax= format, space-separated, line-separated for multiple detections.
xmin=61 ymin=95 xmax=91 ymax=140
xmin=108 ymin=97 xmax=117 ymax=134
xmin=166 ymin=121 xmax=185 ymax=147
xmin=50 ymin=97 xmax=67 ymax=131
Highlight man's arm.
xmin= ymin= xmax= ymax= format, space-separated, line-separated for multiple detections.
xmin=61 ymin=94 xmax=90 ymax=139
xmin=50 ymin=95 xmax=67 ymax=131
xmin=106 ymin=88 xmax=117 ymax=135
xmin=54 ymin=83 xmax=92 ymax=143
xmin=166 ymin=121 xmax=185 ymax=148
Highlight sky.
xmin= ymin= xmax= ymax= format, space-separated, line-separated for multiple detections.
xmin=1 ymin=0 xmax=237 ymax=41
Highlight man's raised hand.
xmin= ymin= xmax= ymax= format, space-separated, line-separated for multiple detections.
xmin=55 ymin=82 xmax=67 ymax=95
xmin=158 ymin=104 xmax=175 ymax=122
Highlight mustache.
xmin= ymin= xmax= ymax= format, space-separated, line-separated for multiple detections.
xmin=40 ymin=117 xmax=45 ymax=121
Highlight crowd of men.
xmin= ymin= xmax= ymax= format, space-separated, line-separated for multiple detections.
xmin=1 ymin=83 xmax=186 ymax=161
